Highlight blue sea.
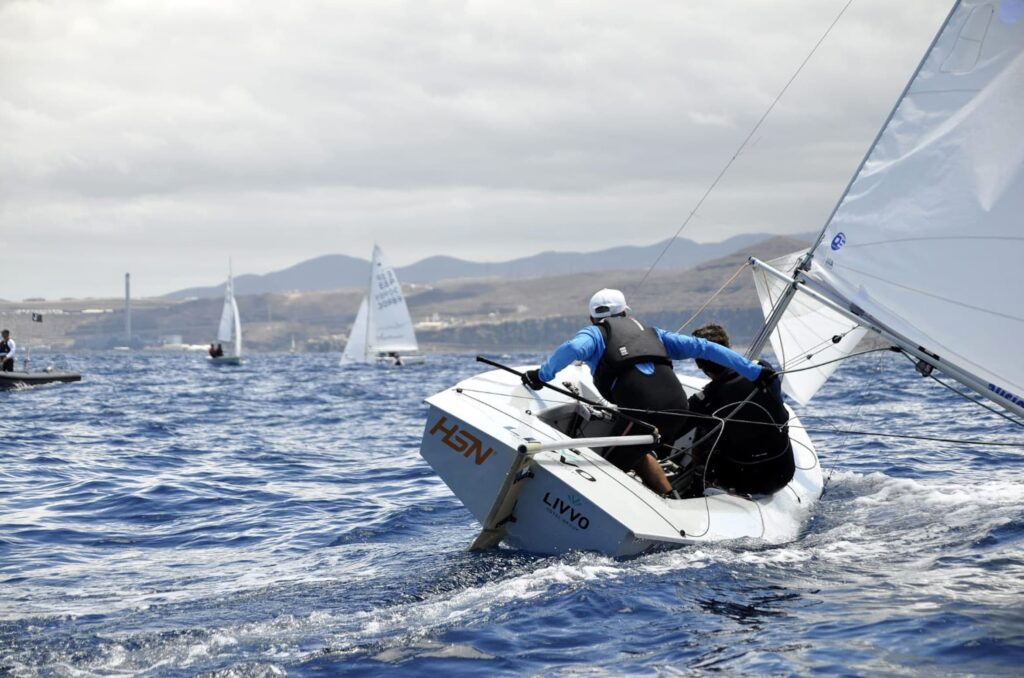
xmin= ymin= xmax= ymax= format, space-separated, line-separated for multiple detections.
xmin=2 ymin=351 xmax=1023 ymax=676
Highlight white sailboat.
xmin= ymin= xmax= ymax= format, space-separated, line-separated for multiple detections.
xmin=417 ymin=0 xmax=1023 ymax=556
xmin=209 ymin=261 xmax=243 ymax=366
xmin=341 ymin=245 xmax=424 ymax=366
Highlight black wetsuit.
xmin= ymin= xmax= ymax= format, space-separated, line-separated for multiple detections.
xmin=688 ymin=364 xmax=794 ymax=495
xmin=595 ymin=316 xmax=690 ymax=472
xmin=0 ymin=339 xmax=12 ymax=372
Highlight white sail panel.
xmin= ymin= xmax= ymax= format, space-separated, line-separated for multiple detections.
xmin=217 ymin=279 xmax=235 ymax=345
xmin=754 ymin=252 xmax=868 ymax=405
xmin=340 ymin=297 xmax=369 ymax=365
xmin=809 ymin=1 xmax=1024 ymax=407
xmin=216 ymin=269 xmax=242 ymax=357
xmin=368 ymin=245 xmax=419 ymax=353
xmin=230 ymin=296 xmax=242 ymax=357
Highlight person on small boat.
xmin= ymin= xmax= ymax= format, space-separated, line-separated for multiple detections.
xmin=0 ymin=329 xmax=16 ymax=372
xmin=685 ymin=323 xmax=794 ymax=497
xmin=388 ymin=351 xmax=403 ymax=366
xmin=522 ymin=289 xmax=774 ymax=496
xmin=208 ymin=343 xmax=224 ymax=358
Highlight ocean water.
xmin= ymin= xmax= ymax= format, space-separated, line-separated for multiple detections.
xmin=2 ymin=351 xmax=1023 ymax=676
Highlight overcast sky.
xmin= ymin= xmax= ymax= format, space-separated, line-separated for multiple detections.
xmin=1 ymin=0 xmax=953 ymax=300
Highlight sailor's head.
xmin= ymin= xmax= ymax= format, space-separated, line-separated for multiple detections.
xmin=1 ymin=329 xmax=9 ymax=338
xmin=589 ymin=289 xmax=629 ymax=321
xmin=693 ymin=323 xmax=730 ymax=376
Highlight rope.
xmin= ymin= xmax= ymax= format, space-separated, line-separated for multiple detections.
xmin=633 ymin=0 xmax=858 ymax=294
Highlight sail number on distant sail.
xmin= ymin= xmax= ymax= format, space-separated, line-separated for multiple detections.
xmin=375 ymin=270 xmax=404 ymax=310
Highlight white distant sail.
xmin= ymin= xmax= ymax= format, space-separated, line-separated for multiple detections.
xmin=368 ymin=245 xmax=419 ymax=354
xmin=755 ymin=1 xmax=1024 ymax=416
xmin=340 ymin=297 xmax=369 ymax=365
xmin=217 ymin=263 xmax=242 ymax=358
xmin=340 ymin=245 xmax=420 ymax=365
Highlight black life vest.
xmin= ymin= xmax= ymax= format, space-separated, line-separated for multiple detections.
xmin=0 ymin=339 xmax=9 ymax=354
xmin=689 ymin=367 xmax=794 ymax=494
xmin=593 ymin=315 xmax=671 ymax=399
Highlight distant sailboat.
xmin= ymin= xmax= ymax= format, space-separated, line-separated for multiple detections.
xmin=341 ymin=245 xmax=424 ymax=366
xmin=209 ymin=261 xmax=243 ymax=366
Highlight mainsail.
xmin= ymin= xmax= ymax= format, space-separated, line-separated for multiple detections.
xmin=340 ymin=245 xmax=419 ymax=364
xmin=217 ymin=263 xmax=242 ymax=358
xmin=754 ymin=0 xmax=1024 ymax=416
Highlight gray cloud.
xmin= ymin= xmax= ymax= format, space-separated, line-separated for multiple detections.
xmin=0 ymin=0 xmax=950 ymax=299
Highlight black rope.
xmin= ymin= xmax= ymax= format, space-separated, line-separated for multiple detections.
xmin=463 ymin=343 xmax=1024 ymax=455
xmin=456 ymin=385 xmax=1024 ymax=450
xmin=615 ymin=404 xmax=1024 ymax=449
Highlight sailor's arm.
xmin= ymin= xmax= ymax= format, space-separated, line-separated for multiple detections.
xmin=537 ymin=328 xmax=600 ymax=382
xmin=657 ymin=329 xmax=761 ymax=381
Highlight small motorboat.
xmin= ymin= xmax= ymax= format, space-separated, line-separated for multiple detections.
xmin=0 ymin=369 xmax=82 ymax=390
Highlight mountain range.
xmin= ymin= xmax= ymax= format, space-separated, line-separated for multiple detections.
xmin=165 ymin=232 xmax=813 ymax=299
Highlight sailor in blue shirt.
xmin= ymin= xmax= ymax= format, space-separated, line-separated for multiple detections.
xmin=522 ymin=289 xmax=773 ymax=496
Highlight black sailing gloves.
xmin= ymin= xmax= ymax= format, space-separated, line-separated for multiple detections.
xmin=522 ymin=369 xmax=545 ymax=391
xmin=754 ymin=363 xmax=778 ymax=391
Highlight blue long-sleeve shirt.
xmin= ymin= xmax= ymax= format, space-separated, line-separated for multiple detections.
xmin=537 ymin=324 xmax=761 ymax=384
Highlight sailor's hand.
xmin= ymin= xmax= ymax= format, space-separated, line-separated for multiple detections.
xmin=522 ymin=369 xmax=545 ymax=391
xmin=754 ymin=363 xmax=778 ymax=390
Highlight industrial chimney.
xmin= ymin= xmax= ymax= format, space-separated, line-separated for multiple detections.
xmin=125 ymin=272 xmax=132 ymax=345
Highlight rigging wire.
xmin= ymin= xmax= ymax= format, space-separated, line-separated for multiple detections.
xmin=897 ymin=351 xmax=1024 ymax=429
xmin=818 ymin=343 xmax=887 ymax=490
xmin=633 ymin=0 xmax=858 ymax=294
xmin=779 ymin=346 xmax=899 ymax=375
xmin=674 ymin=262 xmax=750 ymax=334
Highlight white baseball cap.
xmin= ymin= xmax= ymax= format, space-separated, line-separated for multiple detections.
xmin=588 ymin=288 xmax=629 ymax=319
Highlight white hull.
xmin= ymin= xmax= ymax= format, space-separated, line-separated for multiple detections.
xmin=420 ymin=364 xmax=823 ymax=556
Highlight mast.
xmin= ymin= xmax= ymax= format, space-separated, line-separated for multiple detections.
xmin=746 ymin=0 xmax=963 ymax=360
